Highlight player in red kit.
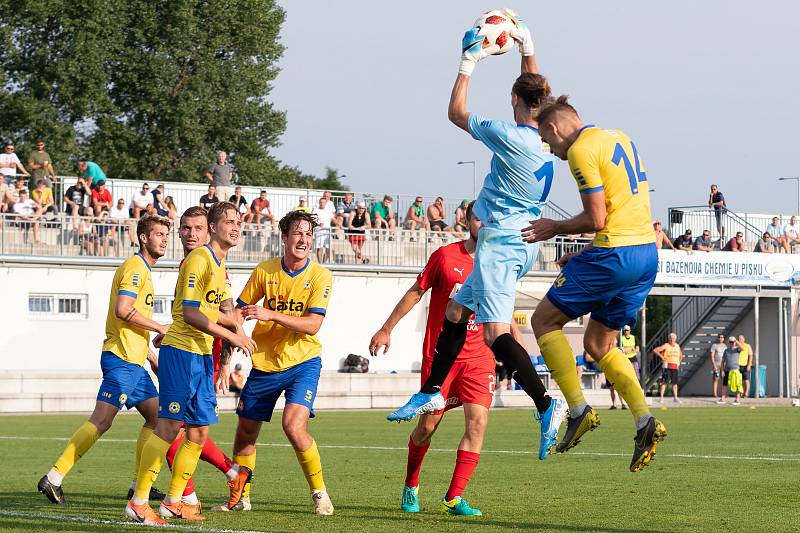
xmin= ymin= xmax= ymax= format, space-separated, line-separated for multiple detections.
xmin=370 ymin=202 xmax=517 ymax=516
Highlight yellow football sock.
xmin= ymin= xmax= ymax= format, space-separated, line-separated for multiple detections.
xmin=295 ymin=440 xmax=325 ymax=492
xmin=234 ymin=452 xmax=256 ymax=500
xmin=132 ymin=426 xmax=153 ymax=483
xmin=133 ymin=433 xmax=171 ymax=502
xmin=167 ymin=439 xmax=203 ymax=501
xmin=538 ymin=330 xmax=586 ymax=408
xmin=53 ymin=421 xmax=101 ymax=478
xmin=598 ymin=348 xmax=650 ymax=420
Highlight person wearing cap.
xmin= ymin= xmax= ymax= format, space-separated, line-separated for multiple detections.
xmin=12 ymin=188 xmax=43 ymax=243
xmin=347 ymin=200 xmax=371 ymax=263
xmin=609 ymin=326 xmax=640 ymax=410
xmin=293 ymin=196 xmax=311 ymax=213
xmin=721 ymin=336 xmax=743 ymax=405
xmin=90 ymin=179 xmax=112 ymax=216
xmin=78 ymin=160 xmax=107 ymax=190
xmin=228 ymin=363 xmax=247 ymax=394
xmin=653 ymin=333 xmax=683 ymax=404
xmin=673 ymin=229 xmax=693 ymax=251
xmin=453 ymin=199 xmax=470 ymax=232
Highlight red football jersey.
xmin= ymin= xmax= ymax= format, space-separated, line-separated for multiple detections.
xmin=417 ymin=241 xmax=489 ymax=362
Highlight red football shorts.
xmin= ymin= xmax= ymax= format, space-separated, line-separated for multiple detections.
xmin=420 ymin=355 xmax=496 ymax=413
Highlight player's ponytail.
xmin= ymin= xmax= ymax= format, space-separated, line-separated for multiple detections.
xmin=512 ymin=73 xmax=553 ymax=110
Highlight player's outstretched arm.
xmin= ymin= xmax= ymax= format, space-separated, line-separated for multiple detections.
xmin=369 ymin=281 xmax=426 ymax=356
xmin=448 ymin=74 xmax=471 ymax=132
xmin=115 ymin=294 xmax=168 ymax=336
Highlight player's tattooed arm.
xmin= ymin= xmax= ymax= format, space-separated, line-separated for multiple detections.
xmin=115 ymin=293 xmax=168 ymax=335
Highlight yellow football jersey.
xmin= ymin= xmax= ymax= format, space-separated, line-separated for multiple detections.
xmin=738 ymin=342 xmax=751 ymax=366
xmin=102 ymin=253 xmax=154 ymax=365
xmin=237 ymin=257 xmax=332 ymax=372
xmin=162 ymin=244 xmax=229 ymax=355
xmin=568 ymin=126 xmax=656 ymax=248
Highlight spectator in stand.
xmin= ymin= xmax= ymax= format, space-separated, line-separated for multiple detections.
xmin=780 ymin=215 xmax=800 ymax=253
xmin=427 ymin=196 xmax=451 ymax=231
xmin=64 ymin=178 xmax=90 ymax=219
xmin=164 ymin=196 xmax=177 ymax=221
xmin=654 ymin=333 xmax=683 ymax=404
xmin=754 ymin=232 xmax=775 ymax=253
xmin=199 ymin=184 xmax=219 ymax=209
xmin=336 ymin=192 xmax=356 ymax=227
xmin=693 ymin=229 xmax=714 ymax=252
xmin=90 ymin=179 xmax=112 ymax=216
xmin=228 ymin=363 xmax=247 ymax=394
xmin=0 ymin=177 xmax=11 ymax=213
xmin=31 ymin=179 xmax=55 ymax=216
xmin=94 ymin=210 xmax=115 ymax=256
xmin=347 ymin=200 xmax=371 ymax=263
xmin=293 ymin=196 xmax=310 ymax=213
xmin=321 ymin=191 xmax=336 ymax=219
xmin=130 ymin=183 xmax=151 ymax=219
xmin=205 ymin=150 xmax=234 ymax=201
xmin=708 ymin=184 xmax=726 ymax=236
xmin=404 ymin=196 xmax=430 ymax=231
xmin=653 ymin=221 xmax=676 ymax=249
xmin=722 ymin=231 xmax=745 ymax=252
xmin=109 ymin=197 xmax=133 ymax=248
xmin=673 ymin=229 xmax=693 ymax=250
xmin=77 ymin=160 xmax=107 ymax=190
xmin=371 ymin=194 xmax=396 ymax=230
xmin=27 ymin=139 xmax=56 ymax=188
xmin=610 ymin=325 xmax=639 ymax=410
xmin=720 ymin=336 xmax=743 ymax=405
xmin=12 ymin=189 xmax=42 ymax=243
xmin=229 ymin=186 xmax=248 ymax=215
xmin=709 ymin=334 xmax=727 ymax=401
xmin=312 ymin=197 xmax=333 ymax=263
xmin=766 ymin=216 xmax=782 ymax=249
xmin=151 ymin=184 xmax=168 ymax=216
xmin=77 ymin=215 xmax=95 ymax=255
xmin=248 ymin=190 xmax=274 ymax=225
xmin=736 ymin=334 xmax=753 ymax=399
xmin=0 ymin=142 xmax=30 ymax=181
xmin=453 ymin=199 xmax=469 ymax=231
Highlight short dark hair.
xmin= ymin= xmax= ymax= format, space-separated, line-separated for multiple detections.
xmin=180 ymin=206 xmax=207 ymax=226
xmin=137 ymin=214 xmax=171 ymax=245
xmin=279 ymin=210 xmax=319 ymax=235
xmin=207 ymin=201 xmax=237 ymax=226
xmin=465 ymin=200 xmax=476 ymax=221
xmin=535 ymin=95 xmax=579 ymax=126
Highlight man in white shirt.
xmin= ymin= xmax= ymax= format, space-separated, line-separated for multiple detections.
xmin=130 ymin=183 xmax=151 ymax=220
xmin=312 ymin=197 xmax=334 ymax=263
xmin=12 ymin=189 xmax=42 ymax=243
xmin=780 ymin=215 xmax=800 ymax=253
xmin=109 ymin=197 xmax=135 ymax=248
xmin=322 ymin=191 xmax=336 ymax=218
xmin=0 ymin=142 xmax=30 ymax=178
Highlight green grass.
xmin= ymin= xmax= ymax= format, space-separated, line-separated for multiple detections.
xmin=1 ymin=407 xmax=798 ymax=532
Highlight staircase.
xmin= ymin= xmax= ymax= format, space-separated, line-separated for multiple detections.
xmin=645 ymin=296 xmax=753 ymax=388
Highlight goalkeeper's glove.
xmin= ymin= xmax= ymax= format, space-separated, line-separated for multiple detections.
xmin=502 ymin=8 xmax=535 ymax=56
xmin=459 ymin=27 xmax=493 ymax=76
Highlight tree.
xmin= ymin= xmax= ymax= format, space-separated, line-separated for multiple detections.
xmin=0 ymin=0 xmax=336 ymax=189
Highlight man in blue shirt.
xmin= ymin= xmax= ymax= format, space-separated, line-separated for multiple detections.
xmin=386 ymin=12 xmax=566 ymax=463
xmin=79 ymin=160 xmax=108 ymax=190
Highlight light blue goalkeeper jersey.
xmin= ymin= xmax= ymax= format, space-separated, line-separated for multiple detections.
xmin=468 ymin=113 xmax=556 ymax=231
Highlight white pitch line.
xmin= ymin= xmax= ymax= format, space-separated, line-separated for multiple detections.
xmin=1 ymin=434 xmax=799 ymax=462
xmin=0 ymin=508 xmax=271 ymax=532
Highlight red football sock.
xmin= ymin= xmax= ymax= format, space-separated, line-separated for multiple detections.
xmin=183 ymin=476 xmax=196 ymax=497
xmin=404 ymin=437 xmax=430 ymax=488
xmin=445 ymin=450 xmax=480 ymax=501
xmin=201 ymin=436 xmax=233 ymax=474
xmin=166 ymin=435 xmax=182 ymax=469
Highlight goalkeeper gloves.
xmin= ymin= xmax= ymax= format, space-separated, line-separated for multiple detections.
xmin=502 ymin=9 xmax=535 ymax=56
xmin=459 ymin=27 xmax=492 ymax=76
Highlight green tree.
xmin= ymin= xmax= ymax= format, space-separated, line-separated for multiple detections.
xmin=0 ymin=0 xmax=336 ymax=188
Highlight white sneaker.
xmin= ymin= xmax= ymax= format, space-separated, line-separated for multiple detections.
xmin=732 ymin=400 xmax=740 ymax=406
xmin=716 ymin=399 xmax=725 ymax=405
xmin=658 ymin=398 xmax=664 ymax=405
xmin=211 ymin=498 xmax=251 ymax=512
xmin=312 ymin=490 xmax=334 ymax=516
xmin=673 ymin=398 xmax=682 ymax=404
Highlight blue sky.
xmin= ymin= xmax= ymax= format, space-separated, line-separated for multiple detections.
xmin=271 ymin=1 xmax=800 ymax=219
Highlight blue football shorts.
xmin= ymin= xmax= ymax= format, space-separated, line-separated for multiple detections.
xmin=546 ymin=243 xmax=658 ymax=331
xmin=97 ymin=351 xmax=158 ymax=410
xmin=157 ymin=345 xmax=218 ymax=426
xmin=454 ymin=226 xmax=539 ymax=324
xmin=236 ymin=356 xmax=322 ymax=423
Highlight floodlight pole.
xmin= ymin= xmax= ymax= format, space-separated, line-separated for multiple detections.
xmin=458 ymin=161 xmax=477 ymax=198
xmin=778 ymin=177 xmax=800 ymax=215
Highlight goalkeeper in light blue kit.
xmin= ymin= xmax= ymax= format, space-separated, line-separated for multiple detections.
xmin=389 ymin=10 xmax=567 ymax=461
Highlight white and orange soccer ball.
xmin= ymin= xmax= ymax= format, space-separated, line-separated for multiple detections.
xmin=464 ymin=9 xmax=520 ymax=57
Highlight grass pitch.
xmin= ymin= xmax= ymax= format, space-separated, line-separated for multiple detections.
xmin=0 ymin=407 xmax=798 ymax=532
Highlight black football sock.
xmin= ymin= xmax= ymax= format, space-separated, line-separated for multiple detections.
xmin=491 ymin=333 xmax=552 ymax=414
xmin=420 ymin=319 xmax=468 ymax=394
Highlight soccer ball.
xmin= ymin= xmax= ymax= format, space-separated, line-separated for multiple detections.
xmin=469 ymin=9 xmax=518 ymax=56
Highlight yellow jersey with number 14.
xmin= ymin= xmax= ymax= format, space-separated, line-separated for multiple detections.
xmin=163 ymin=244 xmax=229 ymax=355
xmin=102 ymin=253 xmax=154 ymax=365
xmin=568 ymin=126 xmax=655 ymax=248
xmin=237 ymin=257 xmax=332 ymax=373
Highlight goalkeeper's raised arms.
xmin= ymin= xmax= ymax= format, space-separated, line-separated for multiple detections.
xmin=501 ymin=9 xmax=535 ymax=56
xmin=459 ymin=27 xmax=495 ymax=76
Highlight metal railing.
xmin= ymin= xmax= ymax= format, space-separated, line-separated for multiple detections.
xmin=666 ymin=205 xmax=767 ymax=249
xmin=0 ymin=212 xmax=592 ymax=271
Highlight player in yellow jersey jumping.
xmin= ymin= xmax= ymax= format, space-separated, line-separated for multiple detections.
xmin=37 ymin=214 xmax=171 ymax=504
xmin=225 ymin=210 xmax=334 ymax=515
xmin=126 ymin=202 xmax=256 ymax=525
xmin=522 ymin=96 xmax=667 ymax=472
